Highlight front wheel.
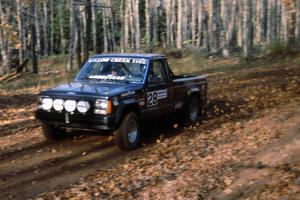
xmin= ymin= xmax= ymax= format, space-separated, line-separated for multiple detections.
xmin=114 ymin=112 xmax=141 ymax=150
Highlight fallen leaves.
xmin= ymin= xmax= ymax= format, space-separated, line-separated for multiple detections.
xmin=1 ymin=58 xmax=300 ymax=199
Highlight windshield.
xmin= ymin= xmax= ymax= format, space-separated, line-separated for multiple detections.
xmin=75 ymin=57 xmax=149 ymax=83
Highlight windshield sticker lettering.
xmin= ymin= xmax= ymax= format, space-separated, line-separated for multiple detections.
xmin=89 ymin=75 xmax=126 ymax=80
xmin=88 ymin=57 xmax=148 ymax=64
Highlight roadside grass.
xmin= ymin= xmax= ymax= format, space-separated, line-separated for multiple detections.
xmin=1 ymin=52 xmax=300 ymax=95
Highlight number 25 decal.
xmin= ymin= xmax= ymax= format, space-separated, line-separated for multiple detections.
xmin=147 ymin=91 xmax=158 ymax=106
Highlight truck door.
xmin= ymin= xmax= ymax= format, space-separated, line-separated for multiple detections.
xmin=144 ymin=60 xmax=174 ymax=117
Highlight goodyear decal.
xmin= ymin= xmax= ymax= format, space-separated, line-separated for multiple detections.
xmin=88 ymin=75 xmax=126 ymax=80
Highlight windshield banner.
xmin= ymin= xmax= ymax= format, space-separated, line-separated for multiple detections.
xmin=88 ymin=57 xmax=148 ymax=65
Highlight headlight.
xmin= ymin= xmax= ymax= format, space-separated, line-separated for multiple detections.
xmin=53 ymin=99 xmax=64 ymax=111
xmin=41 ymin=98 xmax=53 ymax=110
xmin=77 ymin=101 xmax=90 ymax=113
xmin=64 ymin=100 xmax=76 ymax=112
xmin=94 ymin=99 xmax=112 ymax=114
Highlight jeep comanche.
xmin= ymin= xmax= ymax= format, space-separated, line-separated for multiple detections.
xmin=35 ymin=54 xmax=207 ymax=150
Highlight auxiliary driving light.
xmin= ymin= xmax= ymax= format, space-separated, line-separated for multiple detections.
xmin=77 ymin=101 xmax=90 ymax=113
xmin=64 ymin=100 xmax=76 ymax=112
xmin=41 ymin=98 xmax=53 ymax=110
xmin=53 ymin=99 xmax=64 ymax=111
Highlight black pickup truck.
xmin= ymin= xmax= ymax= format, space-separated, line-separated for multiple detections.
xmin=35 ymin=54 xmax=207 ymax=150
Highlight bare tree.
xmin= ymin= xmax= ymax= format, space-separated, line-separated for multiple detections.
xmin=191 ymin=0 xmax=196 ymax=46
xmin=43 ymin=0 xmax=49 ymax=57
xmin=196 ymin=0 xmax=204 ymax=47
xmin=0 ymin=0 xmax=8 ymax=75
xmin=134 ymin=0 xmax=140 ymax=51
xmin=30 ymin=0 xmax=38 ymax=74
xmin=34 ymin=3 xmax=42 ymax=54
xmin=102 ymin=0 xmax=108 ymax=52
xmin=145 ymin=0 xmax=151 ymax=50
xmin=16 ymin=0 xmax=25 ymax=65
xmin=208 ymin=0 xmax=220 ymax=53
xmin=255 ymin=0 xmax=267 ymax=44
xmin=124 ymin=0 xmax=129 ymax=51
xmin=67 ymin=0 xmax=75 ymax=71
xmin=281 ymin=1 xmax=289 ymax=44
xmin=91 ymin=0 xmax=98 ymax=52
xmin=50 ymin=0 xmax=55 ymax=55
xmin=243 ymin=0 xmax=252 ymax=58
xmin=58 ymin=0 xmax=66 ymax=53
xmin=223 ymin=0 xmax=237 ymax=57
xmin=295 ymin=0 xmax=300 ymax=41
xmin=176 ymin=0 xmax=182 ymax=49
xmin=83 ymin=0 xmax=92 ymax=62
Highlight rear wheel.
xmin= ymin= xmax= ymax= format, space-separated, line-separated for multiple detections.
xmin=41 ymin=122 xmax=66 ymax=141
xmin=184 ymin=96 xmax=200 ymax=125
xmin=114 ymin=112 xmax=140 ymax=150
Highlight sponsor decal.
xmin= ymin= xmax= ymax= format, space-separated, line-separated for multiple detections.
xmin=88 ymin=57 xmax=148 ymax=65
xmin=147 ymin=89 xmax=167 ymax=107
xmin=88 ymin=75 xmax=126 ymax=80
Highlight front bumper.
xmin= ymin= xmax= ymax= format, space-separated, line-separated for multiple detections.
xmin=35 ymin=109 xmax=118 ymax=131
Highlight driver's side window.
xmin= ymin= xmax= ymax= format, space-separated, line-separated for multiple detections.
xmin=148 ymin=61 xmax=166 ymax=86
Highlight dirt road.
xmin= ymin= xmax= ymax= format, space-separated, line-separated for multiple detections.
xmin=0 ymin=57 xmax=299 ymax=199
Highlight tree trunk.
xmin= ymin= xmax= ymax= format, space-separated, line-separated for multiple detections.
xmin=170 ymin=0 xmax=176 ymax=47
xmin=77 ymin=4 xmax=83 ymax=68
xmin=30 ymin=0 xmax=38 ymax=74
xmin=16 ymin=0 xmax=25 ymax=65
xmin=267 ymin=0 xmax=275 ymax=43
xmin=281 ymin=1 xmax=289 ymax=44
xmin=296 ymin=0 xmax=300 ymax=42
xmin=50 ymin=0 xmax=55 ymax=55
xmin=196 ymin=0 xmax=204 ymax=47
xmin=256 ymin=0 xmax=267 ymax=44
xmin=191 ymin=0 xmax=196 ymax=46
xmin=83 ymin=0 xmax=91 ymax=62
xmin=145 ymin=0 xmax=150 ymax=50
xmin=176 ymin=0 xmax=182 ymax=49
xmin=134 ymin=0 xmax=140 ymax=51
xmin=34 ymin=3 xmax=42 ymax=54
xmin=243 ymin=0 xmax=252 ymax=58
xmin=107 ymin=0 xmax=116 ymax=52
xmin=0 ymin=0 xmax=8 ymax=75
xmin=129 ymin=0 xmax=135 ymax=49
xmin=43 ymin=1 xmax=49 ymax=57
xmin=124 ymin=0 xmax=129 ymax=51
xmin=58 ymin=0 xmax=66 ymax=54
xmin=119 ymin=0 xmax=125 ymax=52
xmin=208 ymin=0 xmax=220 ymax=54
xmin=223 ymin=0 xmax=237 ymax=57
xmin=91 ymin=0 xmax=98 ymax=53
xmin=182 ymin=0 xmax=188 ymax=44
xmin=67 ymin=0 xmax=75 ymax=71
xmin=165 ymin=0 xmax=171 ymax=47
xmin=102 ymin=1 xmax=108 ymax=53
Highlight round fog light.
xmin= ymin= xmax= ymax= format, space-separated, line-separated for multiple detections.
xmin=64 ymin=100 xmax=76 ymax=112
xmin=77 ymin=101 xmax=90 ymax=113
xmin=53 ymin=99 xmax=64 ymax=111
xmin=42 ymin=98 xmax=53 ymax=110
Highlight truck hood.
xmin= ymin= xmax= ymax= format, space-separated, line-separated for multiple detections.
xmin=40 ymin=81 xmax=143 ymax=97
